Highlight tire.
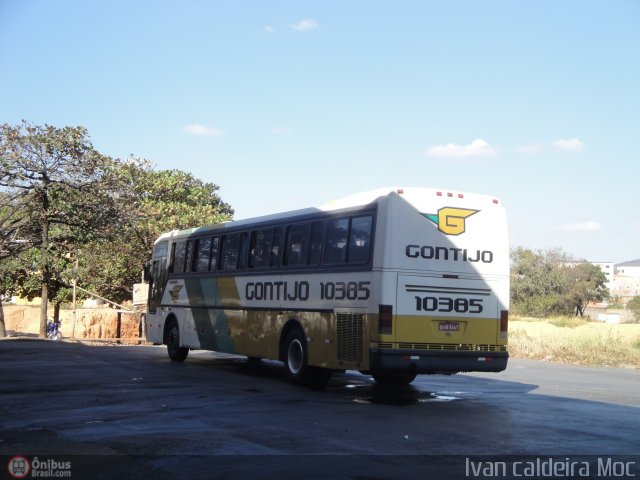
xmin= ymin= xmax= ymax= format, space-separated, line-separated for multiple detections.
xmin=166 ymin=321 xmax=189 ymax=362
xmin=284 ymin=328 xmax=307 ymax=384
xmin=372 ymin=371 xmax=417 ymax=386
xmin=284 ymin=328 xmax=332 ymax=387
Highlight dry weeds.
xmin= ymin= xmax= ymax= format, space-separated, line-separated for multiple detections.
xmin=508 ymin=317 xmax=640 ymax=368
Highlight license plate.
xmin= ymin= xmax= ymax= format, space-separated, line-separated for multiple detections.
xmin=438 ymin=322 xmax=460 ymax=332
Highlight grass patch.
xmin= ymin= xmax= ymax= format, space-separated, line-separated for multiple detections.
xmin=509 ymin=316 xmax=640 ymax=368
xmin=546 ymin=315 xmax=589 ymax=328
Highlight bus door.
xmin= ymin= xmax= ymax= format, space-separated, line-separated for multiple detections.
xmin=146 ymin=242 xmax=168 ymax=343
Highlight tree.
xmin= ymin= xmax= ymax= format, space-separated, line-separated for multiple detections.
xmin=627 ymin=296 xmax=640 ymax=323
xmin=510 ymin=247 xmax=609 ymax=317
xmin=510 ymin=247 xmax=567 ymax=317
xmin=0 ymin=121 xmax=121 ymax=337
xmin=0 ymin=191 xmax=38 ymax=336
xmin=77 ymin=160 xmax=234 ymax=304
xmin=560 ymin=262 xmax=608 ymax=316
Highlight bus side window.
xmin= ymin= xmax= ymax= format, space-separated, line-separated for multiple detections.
xmin=270 ymin=227 xmax=282 ymax=267
xmin=185 ymin=240 xmax=194 ymax=272
xmin=238 ymin=232 xmax=249 ymax=269
xmin=209 ymin=237 xmax=219 ymax=271
xmin=284 ymin=223 xmax=310 ymax=267
xmin=219 ymin=233 xmax=241 ymax=270
xmin=323 ymin=218 xmax=349 ymax=264
xmin=194 ymin=237 xmax=213 ymax=272
xmin=309 ymin=221 xmax=324 ymax=265
xmin=249 ymin=229 xmax=269 ymax=268
xmin=172 ymin=241 xmax=187 ymax=274
xmin=348 ymin=215 xmax=372 ymax=264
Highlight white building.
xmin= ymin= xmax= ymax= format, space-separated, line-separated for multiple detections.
xmin=611 ymin=259 xmax=640 ymax=297
xmin=592 ymin=262 xmax=615 ymax=290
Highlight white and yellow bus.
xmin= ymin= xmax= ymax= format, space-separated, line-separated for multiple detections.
xmin=145 ymin=187 xmax=509 ymax=386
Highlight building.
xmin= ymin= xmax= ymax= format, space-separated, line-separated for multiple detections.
xmin=611 ymin=259 xmax=640 ymax=298
xmin=592 ymin=262 xmax=615 ymax=290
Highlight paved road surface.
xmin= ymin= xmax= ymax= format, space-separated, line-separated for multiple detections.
xmin=1 ymin=339 xmax=638 ymax=479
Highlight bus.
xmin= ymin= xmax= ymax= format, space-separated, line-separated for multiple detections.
xmin=144 ymin=187 xmax=509 ymax=386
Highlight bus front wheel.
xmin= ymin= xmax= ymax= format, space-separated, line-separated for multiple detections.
xmin=167 ymin=321 xmax=189 ymax=362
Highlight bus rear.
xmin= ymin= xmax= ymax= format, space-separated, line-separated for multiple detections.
xmin=370 ymin=188 xmax=509 ymax=380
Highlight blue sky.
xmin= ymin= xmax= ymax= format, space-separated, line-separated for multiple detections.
xmin=1 ymin=0 xmax=638 ymax=263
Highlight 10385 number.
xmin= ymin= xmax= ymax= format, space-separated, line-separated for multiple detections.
xmin=320 ymin=281 xmax=370 ymax=300
xmin=415 ymin=296 xmax=483 ymax=314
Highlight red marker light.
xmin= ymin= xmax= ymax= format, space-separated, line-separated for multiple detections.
xmin=379 ymin=305 xmax=393 ymax=335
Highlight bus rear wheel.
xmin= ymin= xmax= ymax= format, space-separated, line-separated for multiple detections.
xmin=284 ymin=328 xmax=331 ymax=387
xmin=371 ymin=371 xmax=417 ymax=386
xmin=167 ymin=321 xmax=189 ymax=362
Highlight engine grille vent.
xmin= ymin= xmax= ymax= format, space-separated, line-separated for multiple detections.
xmin=336 ymin=312 xmax=364 ymax=363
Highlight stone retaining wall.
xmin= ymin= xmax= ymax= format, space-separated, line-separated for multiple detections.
xmin=3 ymin=305 xmax=143 ymax=341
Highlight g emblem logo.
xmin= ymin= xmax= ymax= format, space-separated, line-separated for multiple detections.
xmin=170 ymin=285 xmax=183 ymax=302
xmin=424 ymin=207 xmax=478 ymax=235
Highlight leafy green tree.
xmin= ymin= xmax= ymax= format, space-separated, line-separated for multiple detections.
xmin=0 ymin=191 xmax=39 ymax=336
xmin=510 ymin=247 xmax=609 ymax=317
xmin=560 ymin=262 xmax=609 ymax=316
xmin=510 ymin=247 xmax=567 ymax=317
xmin=78 ymin=160 xmax=234 ymax=304
xmin=0 ymin=121 xmax=121 ymax=337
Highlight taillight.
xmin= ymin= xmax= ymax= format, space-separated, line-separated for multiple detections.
xmin=379 ymin=304 xmax=393 ymax=335
xmin=500 ymin=310 xmax=509 ymax=339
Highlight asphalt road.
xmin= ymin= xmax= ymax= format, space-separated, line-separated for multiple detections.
xmin=1 ymin=339 xmax=638 ymax=479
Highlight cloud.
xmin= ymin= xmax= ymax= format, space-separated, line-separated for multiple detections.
xmin=290 ymin=19 xmax=319 ymax=31
xmin=553 ymin=138 xmax=584 ymax=152
xmin=181 ymin=124 xmax=226 ymax=137
xmin=265 ymin=25 xmax=276 ymax=33
xmin=271 ymin=127 xmax=292 ymax=135
xmin=515 ymin=144 xmax=541 ymax=155
xmin=558 ymin=221 xmax=603 ymax=232
xmin=423 ymin=139 xmax=496 ymax=158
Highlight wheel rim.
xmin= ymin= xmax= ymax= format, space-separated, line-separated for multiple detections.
xmin=287 ymin=338 xmax=304 ymax=375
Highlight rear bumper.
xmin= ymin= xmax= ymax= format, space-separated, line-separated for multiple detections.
xmin=370 ymin=348 xmax=508 ymax=374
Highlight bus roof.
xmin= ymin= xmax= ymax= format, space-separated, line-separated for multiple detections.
xmin=155 ymin=186 xmax=502 ymax=243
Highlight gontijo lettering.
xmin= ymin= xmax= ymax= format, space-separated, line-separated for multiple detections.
xmin=406 ymin=245 xmax=494 ymax=263
xmin=246 ymin=281 xmax=310 ymax=301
